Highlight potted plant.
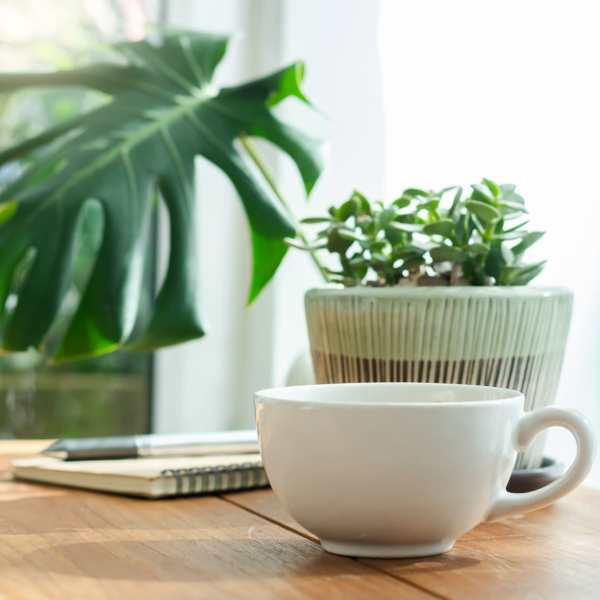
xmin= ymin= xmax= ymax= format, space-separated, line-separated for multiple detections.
xmin=0 ymin=32 xmax=570 ymax=471
xmin=293 ymin=182 xmax=572 ymax=470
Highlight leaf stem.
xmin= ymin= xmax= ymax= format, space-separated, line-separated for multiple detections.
xmin=239 ymin=135 xmax=329 ymax=283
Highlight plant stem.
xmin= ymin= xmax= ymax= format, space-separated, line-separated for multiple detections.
xmin=239 ymin=135 xmax=330 ymax=283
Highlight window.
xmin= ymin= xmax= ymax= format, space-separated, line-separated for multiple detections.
xmin=0 ymin=0 xmax=154 ymax=437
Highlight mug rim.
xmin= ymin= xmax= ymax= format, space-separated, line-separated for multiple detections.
xmin=255 ymin=382 xmax=524 ymax=408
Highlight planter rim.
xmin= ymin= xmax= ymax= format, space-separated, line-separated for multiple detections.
xmin=306 ymin=285 xmax=572 ymax=300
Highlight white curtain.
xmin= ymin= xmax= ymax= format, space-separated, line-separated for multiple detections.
xmin=153 ymin=0 xmax=386 ymax=433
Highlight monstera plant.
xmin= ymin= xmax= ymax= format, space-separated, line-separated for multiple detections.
xmin=0 ymin=31 xmax=324 ymax=361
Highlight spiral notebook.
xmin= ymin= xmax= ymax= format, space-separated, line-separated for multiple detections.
xmin=11 ymin=454 xmax=268 ymax=498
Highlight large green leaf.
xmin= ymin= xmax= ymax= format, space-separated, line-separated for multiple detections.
xmin=0 ymin=31 xmax=324 ymax=361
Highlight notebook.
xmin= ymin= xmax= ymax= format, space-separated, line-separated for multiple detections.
xmin=11 ymin=453 xmax=268 ymax=498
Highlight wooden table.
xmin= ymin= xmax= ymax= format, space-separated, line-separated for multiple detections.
xmin=0 ymin=441 xmax=598 ymax=599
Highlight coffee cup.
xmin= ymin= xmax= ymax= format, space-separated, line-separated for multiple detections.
xmin=255 ymin=383 xmax=595 ymax=558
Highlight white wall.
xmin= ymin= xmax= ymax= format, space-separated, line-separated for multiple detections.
xmin=381 ymin=0 xmax=600 ymax=480
xmin=270 ymin=0 xmax=386 ymax=386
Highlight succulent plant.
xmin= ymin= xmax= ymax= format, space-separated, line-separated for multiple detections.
xmin=290 ymin=179 xmax=545 ymax=287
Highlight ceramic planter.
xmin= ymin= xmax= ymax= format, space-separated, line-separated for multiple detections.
xmin=305 ymin=286 xmax=573 ymax=469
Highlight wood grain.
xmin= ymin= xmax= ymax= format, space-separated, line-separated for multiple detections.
xmin=225 ymin=486 xmax=600 ymax=600
xmin=3 ymin=441 xmax=600 ymax=600
xmin=0 ymin=442 xmax=431 ymax=600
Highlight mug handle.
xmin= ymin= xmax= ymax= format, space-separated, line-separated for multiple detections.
xmin=486 ymin=407 xmax=596 ymax=521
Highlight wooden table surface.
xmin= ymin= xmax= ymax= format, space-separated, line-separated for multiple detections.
xmin=0 ymin=441 xmax=598 ymax=599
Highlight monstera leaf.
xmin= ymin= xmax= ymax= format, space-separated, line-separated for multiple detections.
xmin=0 ymin=31 xmax=324 ymax=361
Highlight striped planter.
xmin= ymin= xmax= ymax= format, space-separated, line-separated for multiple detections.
xmin=305 ymin=286 xmax=573 ymax=470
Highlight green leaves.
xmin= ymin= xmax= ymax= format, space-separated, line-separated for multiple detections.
xmin=465 ymin=200 xmax=501 ymax=224
xmin=0 ymin=31 xmax=324 ymax=360
xmin=512 ymin=231 xmax=545 ymax=256
xmin=430 ymin=246 xmax=465 ymax=262
xmin=296 ymin=179 xmax=545 ymax=287
xmin=0 ymin=201 xmax=17 ymax=226
xmin=423 ymin=220 xmax=455 ymax=238
xmin=500 ymin=261 xmax=546 ymax=285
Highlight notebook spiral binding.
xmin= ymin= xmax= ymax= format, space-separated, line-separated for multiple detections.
xmin=161 ymin=462 xmax=268 ymax=496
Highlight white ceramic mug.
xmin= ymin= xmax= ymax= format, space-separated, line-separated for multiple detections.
xmin=255 ymin=383 xmax=596 ymax=558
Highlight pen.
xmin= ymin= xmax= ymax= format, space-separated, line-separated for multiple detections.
xmin=43 ymin=429 xmax=259 ymax=461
